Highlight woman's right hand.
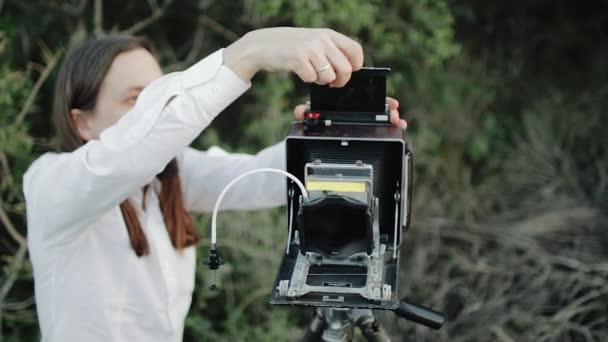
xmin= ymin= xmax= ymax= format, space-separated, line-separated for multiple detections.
xmin=223 ymin=27 xmax=364 ymax=87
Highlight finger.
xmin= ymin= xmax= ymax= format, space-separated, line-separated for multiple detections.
xmin=293 ymin=104 xmax=307 ymax=120
xmin=389 ymin=108 xmax=401 ymax=125
xmin=389 ymin=108 xmax=408 ymax=129
xmin=309 ymin=51 xmax=336 ymax=85
xmin=322 ymin=39 xmax=353 ymax=87
xmin=329 ymin=30 xmax=364 ymax=71
xmin=386 ymin=97 xmax=399 ymax=110
xmin=293 ymin=57 xmax=318 ymax=83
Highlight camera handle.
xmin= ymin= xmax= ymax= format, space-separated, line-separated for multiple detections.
xmin=393 ymin=298 xmax=445 ymax=330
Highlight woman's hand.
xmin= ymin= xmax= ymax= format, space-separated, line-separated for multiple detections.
xmin=223 ymin=27 xmax=363 ymax=86
xmin=292 ymin=96 xmax=407 ymax=129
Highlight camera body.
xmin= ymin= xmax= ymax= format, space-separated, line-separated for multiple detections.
xmin=270 ymin=68 xmax=413 ymax=309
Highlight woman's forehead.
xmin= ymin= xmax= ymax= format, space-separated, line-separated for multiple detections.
xmin=102 ymin=48 xmax=163 ymax=96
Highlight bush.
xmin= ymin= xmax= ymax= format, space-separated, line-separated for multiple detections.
xmin=0 ymin=1 xmax=606 ymax=341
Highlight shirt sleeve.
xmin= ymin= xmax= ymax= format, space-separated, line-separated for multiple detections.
xmin=179 ymin=141 xmax=287 ymax=213
xmin=23 ymin=49 xmax=250 ymax=245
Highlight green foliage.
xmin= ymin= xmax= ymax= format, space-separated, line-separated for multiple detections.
xmin=244 ymin=0 xmax=459 ymax=67
xmin=0 ymin=1 xmax=606 ymax=341
xmin=402 ymin=57 xmax=505 ymax=220
xmin=243 ymin=73 xmax=295 ymax=149
xmin=0 ymin=30 xmax=33 ymax=212
xmin=505 ymin=89 xmax=608 ymax=213
xmin=213 ymin=0 xmax=461 ymax=160
xmin=0 ymin=32 xmax=35 ymax=171
xmin=0 ymin=18 xmax=40 ymax=342
xmin=0 ymin=71 xmax=30 ymax=123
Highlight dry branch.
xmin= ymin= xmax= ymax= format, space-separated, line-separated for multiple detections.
xmin=121 ymin=0 xmax=174 ymax=35
xmin=201 ymin=15 xmax=239 ymax=42
xmin=14 ymin=46 xmax=63 ymax=126
xmin=0 ymin=243 xmax=28 ymax=334
xmin=94 ymin=0 xmax=103 ymax=35
xmin=0 ymin=152 xmax=13 ymax=187
xmin=0 ymin=202 xmax=25 ymax=247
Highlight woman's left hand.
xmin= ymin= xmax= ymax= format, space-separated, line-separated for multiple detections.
xmin=293 ymin=96 xmax=407 ymax=129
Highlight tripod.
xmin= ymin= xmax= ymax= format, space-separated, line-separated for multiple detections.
xmin=301 ymin=299 xmax=445 ymax=342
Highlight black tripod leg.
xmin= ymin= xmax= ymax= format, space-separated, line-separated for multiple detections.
xmin=302 ymin=309 xmax=326 ymax=342
xmin=358 ymin=319 xmax=391 ymax=342
xmin=353 ymin=309 xmax=391 ymax=342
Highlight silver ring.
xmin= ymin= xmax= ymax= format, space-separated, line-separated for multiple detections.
xmin=316 ymin=64 xmax=332 ymax=73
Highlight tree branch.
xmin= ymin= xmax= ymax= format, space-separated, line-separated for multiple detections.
xmin=201 ymin=14 xmax=240 ymax=42
xmin=121 ymin=0 xmax=174 ymax=35
xmin=0 ymin=201 xmax=26 ymax=247
xmin=0 ymin=151 xmax=13 ymax=188
xmin=0 ymin=296 xmax=35 ymax=310
xmin=14 ymin=46 xmax=63 ymax=126
xmin=94 ymin=0 xmax=103 ymax=35
xmin=166 ymin=19 xmax=206 ymax=71
xmin=10 ymin=0 xmax=85 ymax=18
xmin=0 ymin=243 xmax=28 ymax=334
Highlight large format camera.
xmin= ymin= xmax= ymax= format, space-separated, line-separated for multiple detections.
xmin=270 ymin=68 xmax=412 ymax=310
xmin=205 ymin=68 xmax=444 ymax=333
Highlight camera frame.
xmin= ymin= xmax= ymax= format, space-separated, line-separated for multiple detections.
xmin=270 ymin=68 xmax=413 ymax=310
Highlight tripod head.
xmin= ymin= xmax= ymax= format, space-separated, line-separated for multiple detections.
xmin=302 ymin=298 xmax=444 ymax=342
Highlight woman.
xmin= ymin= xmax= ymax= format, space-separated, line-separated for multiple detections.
xmin=23 ymin=27 xmax=405 ymax=341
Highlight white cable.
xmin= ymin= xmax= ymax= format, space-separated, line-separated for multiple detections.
xmin=211 ymin=168 xmax=308 ymax=246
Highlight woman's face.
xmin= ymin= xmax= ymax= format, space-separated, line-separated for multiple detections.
xmin=71 ymin=48 xmax=163 ymax=141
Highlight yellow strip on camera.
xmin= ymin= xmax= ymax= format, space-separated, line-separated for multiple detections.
xmin=306 ymin=181 xmax=366 ymax=192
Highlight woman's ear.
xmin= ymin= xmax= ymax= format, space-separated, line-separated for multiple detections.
xmin=70 ymin=109 xmax=95 ymax=141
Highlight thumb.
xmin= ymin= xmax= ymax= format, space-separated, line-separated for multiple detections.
xmin=293 ymin=104 xmax=308 ymax=120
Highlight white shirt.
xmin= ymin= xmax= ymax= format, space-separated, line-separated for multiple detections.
xmin=23 ymin=49 xmax=287 ymax=342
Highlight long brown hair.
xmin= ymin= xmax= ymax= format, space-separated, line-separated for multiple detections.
xmin=53 ymin=35 xmax=200 ymax=256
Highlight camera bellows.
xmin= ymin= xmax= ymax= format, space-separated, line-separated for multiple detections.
xmin=297 ymin=195 xmax=373 ymax=258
